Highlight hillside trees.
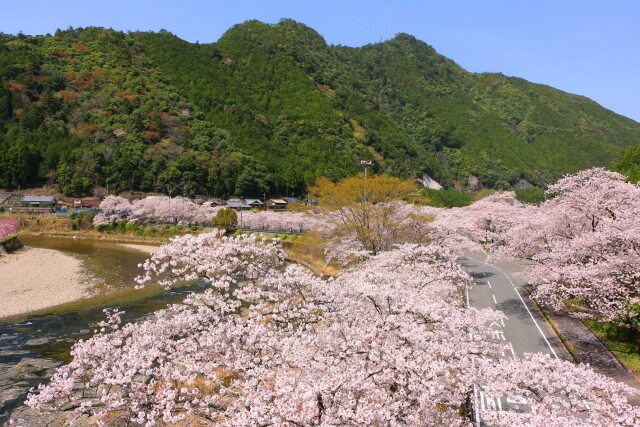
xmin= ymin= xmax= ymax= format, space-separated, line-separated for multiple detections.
xmin=2 ymin=23 xmax=640 ymax=195
xmin=615 ymin=143 xmax=640 ymax=183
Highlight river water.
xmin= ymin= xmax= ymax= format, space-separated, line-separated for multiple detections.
xmin=0 ymin=236 xmax=206 ymax=422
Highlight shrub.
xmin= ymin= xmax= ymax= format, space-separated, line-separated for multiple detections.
xmin=422 ymin=189 xmax=472 ymax=208
xmin=213 ymin=208 xmax=238 ymax=231
xmin=515 ymin=188 xmax=546 ymax=205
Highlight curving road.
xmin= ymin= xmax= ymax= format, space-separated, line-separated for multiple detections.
xmin=459 ymin=255 xmax=568 ymax=424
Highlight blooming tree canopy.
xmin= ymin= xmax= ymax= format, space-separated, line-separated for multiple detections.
xmin=94 ymin=195 xmax=221 ymax=226
xmin=26 ymin=229 xmax=640 ymax=426
xmin=492 ymin=169 xmax=640 ymax=329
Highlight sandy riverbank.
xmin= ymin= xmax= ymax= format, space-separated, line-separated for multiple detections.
xmin=119 ymin=243 xmax=159 ymax=254
xmin=0 ymin=247 xmax=91 ymax=318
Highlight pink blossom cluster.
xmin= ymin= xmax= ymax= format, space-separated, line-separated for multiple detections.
xmin=239 ymin=209 xmax=329 ymax=233
xmin=496 ymin=168 xmax=640 ymax=325
xmin=425 ymin=168 xmax=640 ymax=327
xmin=0 ymin=218 xmax=20 ymax=240
xmin=26 ymin=230 xmax=640 ymax=425
xmin=94 ymin=196 xmax=330 ymax=232
xmin=425 ymin=192 xmax=536 ymax=255
xmin=94 ymin=195 xmax=223 ymax=226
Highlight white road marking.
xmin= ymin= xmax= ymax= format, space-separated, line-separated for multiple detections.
xmin=492 ymin=293 xmax=497 ymax=304
xmin=473 ymin=384 xmax=481 ymax=427
xmin=470 ymin=258 xmax=559 ymax=358
xmin=466 ymin=284 xmax=470 ymax=308
xmin=487 ymin=280 xmax=492 ymax=289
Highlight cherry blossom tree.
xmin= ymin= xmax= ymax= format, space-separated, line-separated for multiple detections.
xmin=26 ymin=230 xmax=640 ymax=425
xmin=425 ymin=191 xmax=534 ymax=255
xmin=27 ymin=234 xmax=506 ymax=425
xmin=95 ymin=196 xmax=328 ymax=232
xmin=481 ymin=353 xmax=640 ymax=426
xmin=0 ymin=218 xmax=20 ymax=240
xmin=94 ymin=195 xmax=221 ymax=226
xmin=240 ymin=209 xmax=328 ymax=233
xmin=493 ymin=169 xmax=640 ymax=333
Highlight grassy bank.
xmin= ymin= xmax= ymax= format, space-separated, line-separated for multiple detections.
xmin=2 ymin=213 xmax=211 ymax=244
xmin=281 ymin=233 xmax=339 ymax=277
xmin=582 ymin=320 xmax=640 ymax=377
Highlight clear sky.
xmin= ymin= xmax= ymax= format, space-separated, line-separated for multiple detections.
xmin=2 ymin=0 xmax=638 ymax=121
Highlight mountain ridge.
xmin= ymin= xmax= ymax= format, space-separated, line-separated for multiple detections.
xmin=1 ymin=20 xmax=638 ymax=196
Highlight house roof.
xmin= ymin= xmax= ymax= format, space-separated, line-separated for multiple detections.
xmin=82 ymin=198 xmax=101 ymax=207
xmin=226 ymin=199 xmax=250 ymax=208
xmin=21 ymin=195 xmax=56 ymax=203
xmin=268 ymin=198 xmax=288 ymax=204
xmin=245 ymin=199 xmax=263 ymax=205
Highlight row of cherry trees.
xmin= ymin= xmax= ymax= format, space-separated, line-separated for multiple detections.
xmin=430 ymin=168 xmax=640 ymax=334
xmin=24 ymin=167 xmax=640 ymax=425
xmin=94 ymin=195 xmax=326 ymax=232
xmin=26 ymin=228 xmax=640 ymax=425
xmin=94 ymin=195 xmax=222 ymax=226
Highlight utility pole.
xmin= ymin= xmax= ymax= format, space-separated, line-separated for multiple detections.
xmin=360 ymin=160 xmax=372 ymax=202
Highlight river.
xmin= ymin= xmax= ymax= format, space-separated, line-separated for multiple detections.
xmin=0 ymin=236 xmax=206 ymax=422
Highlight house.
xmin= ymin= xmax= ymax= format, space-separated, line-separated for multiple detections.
xmin=266 ymin=198 xmax=288 ymax=210
xmin=73 ymin=198 xmax=101 ymax=210
xmin=244 ymin=199 xmax=264 ymax=209
xmin=203 ymin=198 xmax=225 ymax=207
xmin=226 ymin=198 xmax=250 ymax=210
xmin=21 ymin=195 xmax=57 ymax=208
xmin=17 ymin=195 xmax=57 ymax=213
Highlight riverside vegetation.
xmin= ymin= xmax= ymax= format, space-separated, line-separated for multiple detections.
xmin=1 ymin=20 xmax=640 ymax=198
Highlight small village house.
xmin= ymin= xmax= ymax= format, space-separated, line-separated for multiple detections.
xmin=244 ymin=199 xmax=264 ymax=209
xmin=266 ymin=198 xmax=288 ymax=210
xmin=18 ymin=195 xmax=57 ymax=213
xmin=226 ymin=198 xmax=251 ymax=210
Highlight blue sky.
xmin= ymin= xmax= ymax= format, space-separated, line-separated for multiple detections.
xmin=2 ymin=1 xmax=639 ymax=121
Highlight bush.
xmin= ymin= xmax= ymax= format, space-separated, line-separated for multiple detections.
xmin=515 ymin=188 xmax=545 ymax=205
xmin=422 ymin=189 xmax=472 ymax=208
xmin=213 ymin=208 xmax=238 ymax=231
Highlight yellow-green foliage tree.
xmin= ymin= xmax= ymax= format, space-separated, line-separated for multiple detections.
xmin=213 ymin=208 xmax=238 ymax=231
xmin=310 ymin=174 xmax=431 ymax=255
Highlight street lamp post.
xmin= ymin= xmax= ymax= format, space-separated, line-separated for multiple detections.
xmin=360 ymin=160 xmax=372 ymax=202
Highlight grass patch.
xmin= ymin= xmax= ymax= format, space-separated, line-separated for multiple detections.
xmin=281 ymin=233 xmax=340 ymax=276
xmin=421 ymin=188 xmax=472 ymax=208
xmin=582 ymin=319 xmax=640 ymax=377
xmin=515 ymin=188 xmax=545 ymax=205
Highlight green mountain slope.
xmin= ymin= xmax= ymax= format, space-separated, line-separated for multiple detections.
xmin=2 ymin=20 xmax=639 ymax=196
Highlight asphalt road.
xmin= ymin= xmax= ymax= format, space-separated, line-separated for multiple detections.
xmin=459 ymin=256 xmax=568 ymax=424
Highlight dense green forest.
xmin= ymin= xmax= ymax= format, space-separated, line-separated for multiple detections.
xmin=1 ymin=20 xmax=639 ymax=196
xmin=615 ymin=143 xmax=640 ymax=183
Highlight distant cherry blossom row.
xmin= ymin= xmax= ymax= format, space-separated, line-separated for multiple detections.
xmin=94 ymin=195 xmax=327 ymax=232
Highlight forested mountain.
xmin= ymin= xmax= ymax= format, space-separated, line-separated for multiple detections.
xmin=1 ymin=20 xmax=639 ymax=196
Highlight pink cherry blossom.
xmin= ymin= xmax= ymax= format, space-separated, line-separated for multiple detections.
xmin=0 ymin=218 xmax=20 ymax=240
